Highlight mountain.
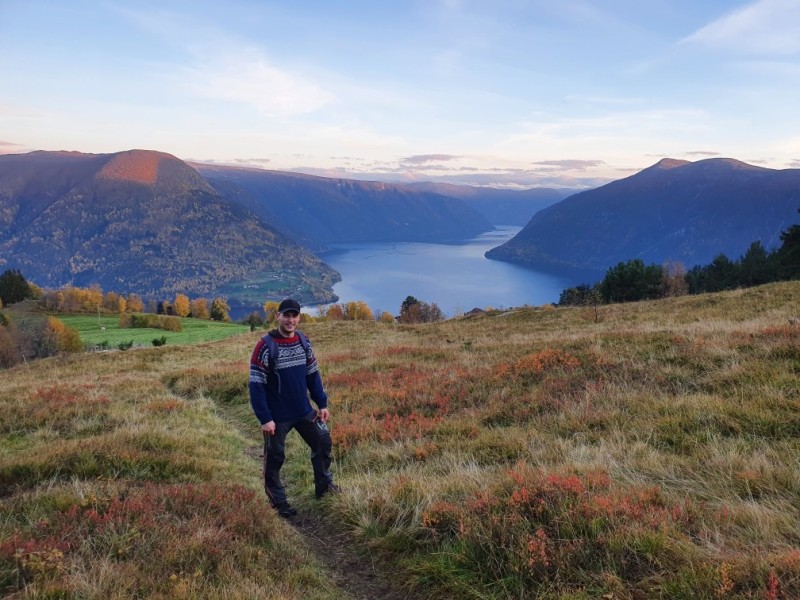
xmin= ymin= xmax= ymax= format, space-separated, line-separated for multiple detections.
xmin=192 ymin=164 xmax=492 ymax=249
xmin=486 ymin=158 xmax=800 ymax=280
xmin=405 ymin=182 xmax=571 ymax=226
xmin=0 ymin=150 xmax=340 ymax=306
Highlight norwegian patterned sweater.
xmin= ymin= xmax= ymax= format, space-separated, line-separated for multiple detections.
xmin=248 ymin=330 xmax=328 ymax=424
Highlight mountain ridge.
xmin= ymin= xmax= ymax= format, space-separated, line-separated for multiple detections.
xmin=404 ymin=181 xmax=572 ymax=226
xmin=5 ymin=149 xmax=798 ymax=311
xmin=486 ymin=157 xmax=800 ymax=280
xmin=192 ymin=163 xmax=494 ymax=249
xmin=0 ymin=150 xmax=340 ymax=306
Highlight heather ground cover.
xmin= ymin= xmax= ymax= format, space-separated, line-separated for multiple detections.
xmin=310 ymin=282 xmax=799 ymax=599
xmin=2 ymin=281 xmax=799 ymax=599
xmin=0 ymin=342 xmax=344 ymax=599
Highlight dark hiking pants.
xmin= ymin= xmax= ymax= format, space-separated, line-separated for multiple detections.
xmin=263 ymin=412 xmax=333 ymax=506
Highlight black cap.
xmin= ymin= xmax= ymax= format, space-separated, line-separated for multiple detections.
xmin=278 ymin=298 xmax=301 ymax=314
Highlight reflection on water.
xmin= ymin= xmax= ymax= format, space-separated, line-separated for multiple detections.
xmin=320 ymin=226 xmax=572 ymax=317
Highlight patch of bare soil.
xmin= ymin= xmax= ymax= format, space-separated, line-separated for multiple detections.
xmin=243 ymin=446 xmax=420 ymax=599
xmin=288 ymin=510 xmax=421 ymax=600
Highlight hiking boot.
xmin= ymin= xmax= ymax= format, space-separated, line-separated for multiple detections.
xmin=274 ymin=502 xmax=297 ymax=518
xmin=315 ymin=482 xmax=341 ymax=499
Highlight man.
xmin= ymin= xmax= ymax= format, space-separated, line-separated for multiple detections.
xmin=249 ymin=298 xmax=338 ymax=518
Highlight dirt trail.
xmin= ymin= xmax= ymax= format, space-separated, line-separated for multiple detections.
xmin=243 ymin=447 xmax=420 ymax=600
xmin=289 ymin=511 xmax=419 ymax=600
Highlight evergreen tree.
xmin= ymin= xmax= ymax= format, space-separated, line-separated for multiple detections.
xmin=0 ymin=269 xmax=34 ymax=306
xmin=738 ymin=241 xmax=779 ymax=286
xmin=684 ymin=265 xmax=706 ymax=294
xmin=776 ymin=209 xmax=800 ymax=279
xmin=599 ymin=259 xmax=664 ymax=303
xmin=686 ymin=254 xmax=739 ymax=294
xmin=704 ymin=254 xmax=739 ymax=292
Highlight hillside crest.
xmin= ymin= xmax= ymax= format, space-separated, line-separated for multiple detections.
xmin=486 ymin=157 xmax=800 ymax=280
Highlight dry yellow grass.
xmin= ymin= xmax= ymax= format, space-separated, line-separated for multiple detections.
xmin=1 ymin=340 xmax=345 ymax=599
xmin=2 ymin=281 xmax=799 ymax=599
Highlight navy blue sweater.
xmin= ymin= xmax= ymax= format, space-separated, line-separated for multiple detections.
xmin=248 ymin=331 xmax=328 ymax=424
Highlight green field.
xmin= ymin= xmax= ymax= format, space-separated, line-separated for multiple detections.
xmin=58 ymin=313 xmax=250 ymax=347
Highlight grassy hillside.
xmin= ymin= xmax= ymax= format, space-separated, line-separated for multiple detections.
xmin=2 ymin=282 xmax=799 ymax=598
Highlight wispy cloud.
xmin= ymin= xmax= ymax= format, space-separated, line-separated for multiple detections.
xmin=186 ymin=56 xmax=334 ymax=117
xmin=0 ymin=140 xmax=27 ymax=154
xmin=402 ymin=154 xmax=460 ymax=164
xmin=681 ymin=0 xmax=800 ymax=55
xmin=230 ymin=158 xmax=272 ymax=168
xmin=270 ymin=150 xmax=616 ymax=189
xmin=532 ymin=159 xmax=605 ymax=171
xmin=683 ymin=150 xmax=720 ymax=157
xmin=290 ymin=164 xmax=606 ymax=190
xmin=117 ymin=5 xmax=335 ymax=117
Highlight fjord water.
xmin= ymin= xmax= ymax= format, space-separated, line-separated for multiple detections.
xmin=321 ymin=226 xmax=572 ymax=317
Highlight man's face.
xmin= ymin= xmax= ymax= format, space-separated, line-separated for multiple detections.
xmin=276 ymin=310 xmax=300 ymax=336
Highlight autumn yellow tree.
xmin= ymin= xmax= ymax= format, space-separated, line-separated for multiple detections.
xmin=45 ymin=316 xmax=83 ymax=353
xmin=210 ymin=297 xmax=230 ymax=322
xmin=103 ymin=292 xmax=117 ymax=312
xmin=190 ymin=298 xmax=210 ymax=320
xmin=343 ymin=300 xmax=373 ymax=321
xmin=126 ymin=294 xmax=144 ymax=313
xmin=174 ymin=293 xmax=191 ymax=317
xmin=60 ymin=286 xmax=78 ymax=311
xmin=263 ymin=301 xmax=280 ymax=323
xmin=324 ymin=304 xmax=344 ymax=320
xmin=85 ymin=284 xmax=103 ymax=312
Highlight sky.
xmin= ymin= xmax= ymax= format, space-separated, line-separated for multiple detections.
xmin=1 ymin=0 xmax=799 ymax=189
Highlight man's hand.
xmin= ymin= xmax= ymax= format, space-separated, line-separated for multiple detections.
xmin=262 ymin=420 xmax=276 ymax=436
xmin=318 ymin=408 xmax=330 ymax=423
